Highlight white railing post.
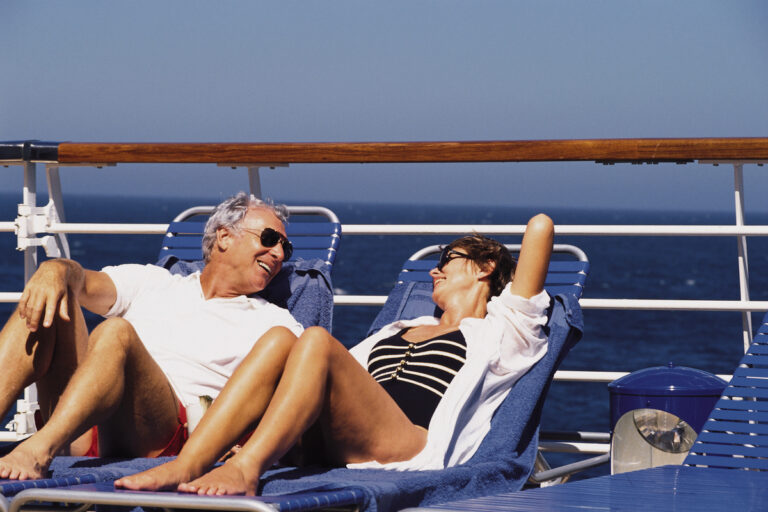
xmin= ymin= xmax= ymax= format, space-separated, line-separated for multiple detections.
xmin=733 ymin=163 xmax=753 ymax=351
xmin=44 ymin=164 xmax=71 ymax=259
xmin=10 ymin=161 xmax=41 ymax=439
xmin=21 ymin=162 xmax=38 ymax=283
xmin=248 ymin=166 xmax=262 ymax=199
xmin=217 ymin=163 xmax=289 ymax=200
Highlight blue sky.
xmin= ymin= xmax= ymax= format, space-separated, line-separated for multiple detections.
xmin=2 ymin=1 xmax=768 ymax=211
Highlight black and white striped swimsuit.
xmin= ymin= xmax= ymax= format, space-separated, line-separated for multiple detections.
xmin=367 ymin=328 xmax=467 ymax=429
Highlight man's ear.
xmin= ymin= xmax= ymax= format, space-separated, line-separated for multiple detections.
xmin=216 ymin=226 xmax=234 ymax=252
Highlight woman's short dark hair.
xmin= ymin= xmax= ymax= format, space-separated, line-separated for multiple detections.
xmin=446 ymin=234 xmax=517 ymax=300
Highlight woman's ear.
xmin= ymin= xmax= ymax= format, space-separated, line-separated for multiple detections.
xmin=474 ymin=260 xmax=495 ymax=280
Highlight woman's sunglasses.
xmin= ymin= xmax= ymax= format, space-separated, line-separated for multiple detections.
xmin=437 ymin=247 xmax=471 ymax=271
xmin=240 ymin=227 xmax=294 ymax=260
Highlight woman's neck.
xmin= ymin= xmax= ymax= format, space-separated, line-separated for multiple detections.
xmin=437 ymin=287 xmax=488 ymax=327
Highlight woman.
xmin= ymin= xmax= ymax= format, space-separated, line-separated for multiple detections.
xmin=115 ymin=213 xmax=554 ymax=495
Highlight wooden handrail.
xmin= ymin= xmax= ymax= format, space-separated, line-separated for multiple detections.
xmin=48 ymin=137 xmax=768 ymax=164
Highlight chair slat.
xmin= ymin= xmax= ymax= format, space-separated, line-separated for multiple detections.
xmin=722 ymin=386 xmax=768 ymax=399
xmin=162 ymin=236 xmax=204 ymax=248
xmin=689 ymin=443 xmax=768 ymax=458
xmin=745 ymin=344 xmax=768 ymax=355
xmin=709 ymin=409 xmax=768 ymax=422
xmin=700 ymin=420 xmax=768 ymax=435
xmin=159 ymin=248 xmax=203 ymax=260
xmin=684 ymin=454 xmax=768 ymax=470
xmin=713 ymin=398 xmax=768 ymax=411
xmin=544 ymin=285 xmax=584 ymax=297
xmin=694 ymin=432 xmax=768 ymax=446
xmin=728 ymin=376 xmax=768 ymax=388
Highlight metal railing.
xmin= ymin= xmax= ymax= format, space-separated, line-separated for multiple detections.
xmin=0 ymin=157 xmax=765 ymax=454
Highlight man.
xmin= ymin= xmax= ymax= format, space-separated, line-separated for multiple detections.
xmin=0 ymin=192 xmax=303 ymax=479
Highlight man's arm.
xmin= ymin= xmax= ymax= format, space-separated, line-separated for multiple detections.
xmin=18 ymin=259 xmax=117 ymax=332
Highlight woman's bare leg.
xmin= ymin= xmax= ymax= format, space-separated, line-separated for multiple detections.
xmin=180 ymin=327 xmax=426 ymax=496
xmin=114 ymin=326 xmax=298 ymax=491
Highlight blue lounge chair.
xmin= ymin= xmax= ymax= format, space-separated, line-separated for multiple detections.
xmin=394 ymin=311 xmax=768 ymax=512
xmin=158 ymin=205 xmax=341 ymax=266
xmin=155 ymin=205 xmax=340 ymax=330
xmin=5 ymin=243 xmax=587 ymax=512
xmin=0 ymin=205 xmax=341 ymax=511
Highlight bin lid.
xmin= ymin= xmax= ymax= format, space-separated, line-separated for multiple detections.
xmin=607 ymin=363 xmax=727 ymax=396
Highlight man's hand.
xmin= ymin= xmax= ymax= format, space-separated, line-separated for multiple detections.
xmin=18 ymin=260 xmax=83 ymax=332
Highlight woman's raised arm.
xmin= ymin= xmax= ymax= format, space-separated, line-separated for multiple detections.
xmin=508 ymin=214 xmax=554 ymax=299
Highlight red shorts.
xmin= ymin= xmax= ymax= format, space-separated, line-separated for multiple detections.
xmin=84 ymin=402 xmax=188 ymax=457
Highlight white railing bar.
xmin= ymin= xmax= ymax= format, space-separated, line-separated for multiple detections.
xmin=29 ymin=223 xmax=169 ymax=235
xmin=538 ymin=441 xmax=610 ymax=454
xmin=580 ymin=298 xmax=768 ymax=311
xmin=4 ymin=223 xmax=768 ymax=236
xmin=3 ymin=291 xmax=764 ymax=315
xmin=553 ymin=370 xmax=731 ymax=382
xmin=334 ymin=295 xmax=768 ymax=312
xmin=344 ymin=225 xmax=768 ymax=236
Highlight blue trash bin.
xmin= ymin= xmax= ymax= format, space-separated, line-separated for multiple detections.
xmin=608 ymin=363 xmax=727 ymax=474
xmin=608 ymin=363 xmax=727 ymax=433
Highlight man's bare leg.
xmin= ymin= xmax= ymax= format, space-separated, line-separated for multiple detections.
xmin=0 ymin=296 xmax=91 ymax=455
xmin=180 ymin=327 xmax=426 ymax=496
xmin=115 ymin=326 xmax=298 ymax=491
xmin=0 ymin=317 xmax=179 ymax=479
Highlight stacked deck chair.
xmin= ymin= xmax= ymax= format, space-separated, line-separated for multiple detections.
xmin=0 ymin=206 xmax=341 ymax=511
xmin=399 ymin=311 xmax=768 ymax=512
xmin=6 ymin=243 xmax=588 ymax=512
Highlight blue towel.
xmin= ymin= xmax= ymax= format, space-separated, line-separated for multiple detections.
xmin=155 ymin=256 xmax=334 ymax=331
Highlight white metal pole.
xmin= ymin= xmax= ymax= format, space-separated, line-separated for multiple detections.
xmin=45 ymin=164 xmax=71 ymax=259
xmin=22 ymin=162 xmax=37 ymax=283
xmin=248 ymin=166 xmax=262 ymax=199
xmin=734 ymin=163 xmax=753 ymax=351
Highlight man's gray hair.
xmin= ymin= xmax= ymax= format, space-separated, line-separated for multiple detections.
xmin=202 ymin=192 xmax=289 ymax=262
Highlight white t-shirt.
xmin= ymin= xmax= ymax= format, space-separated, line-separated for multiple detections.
xmin=102 ymin=264 xmax=304 ymax=408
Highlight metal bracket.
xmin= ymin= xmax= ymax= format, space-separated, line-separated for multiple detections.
xmin=4 ymin=386 xmax=39 ymax=439
xmin=217 ymin=163 xmax=289 ymax=199
xmin=15 ymin=201 xmax=66 ymax=258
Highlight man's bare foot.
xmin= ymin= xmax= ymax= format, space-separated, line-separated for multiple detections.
xmin=177 ymin=459 xmax=259 ymax=496
xmin=115 ymin=459 xmax=201 ymax=491
xmin=0 ymin=441 xmax=54 ymax=480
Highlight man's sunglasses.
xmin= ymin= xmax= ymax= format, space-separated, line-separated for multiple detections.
xmin=240 ymin=227 xmax=293 ymax=260
xmin=437 ymin=247 xmax=471 ymax=271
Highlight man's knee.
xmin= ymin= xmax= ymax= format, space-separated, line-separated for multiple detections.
xmin=88 ymin=317 xmax=139 ymax=352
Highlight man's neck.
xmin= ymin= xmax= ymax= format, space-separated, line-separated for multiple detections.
xmin=199 ymin=262 xmax=241 ymax=300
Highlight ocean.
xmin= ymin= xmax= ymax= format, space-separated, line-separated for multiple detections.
xmin=1 ymin=192 xmax=767 ymax=477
